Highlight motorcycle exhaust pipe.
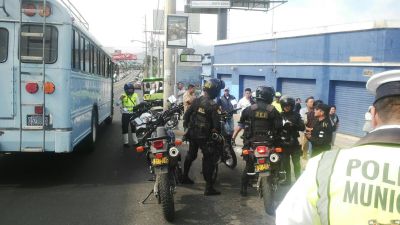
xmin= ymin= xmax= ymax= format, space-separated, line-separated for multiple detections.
xmin=169 ymin=147 xmax=180 ymax=157
xmin=270 ymin=153 xmax=280 ymax=163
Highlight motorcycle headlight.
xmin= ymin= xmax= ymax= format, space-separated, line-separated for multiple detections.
xmin=270 ymin=153 xmax=280 ymax=163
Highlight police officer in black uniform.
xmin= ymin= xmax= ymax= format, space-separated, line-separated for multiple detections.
xmin=182 ymin=78 xmax=225 ymax=196
xmin=239 ymin=86 xmax=282 ymax=196
xmin=305 ymin=103 xmax=333 ymax=157
xmin=279 ymin=96 xmax=305 ymax=184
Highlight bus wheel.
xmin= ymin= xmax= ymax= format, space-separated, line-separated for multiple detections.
xmin=85 ymin=110 xmax=98 ymax=152
xmin=105 ymin=115 xmax=113 ymax=125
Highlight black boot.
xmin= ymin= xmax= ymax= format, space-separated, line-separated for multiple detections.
xmin=204 ymin=183 xmax=221 ymax=196
xmin=240 ymin=184 xmax=247 ymax=197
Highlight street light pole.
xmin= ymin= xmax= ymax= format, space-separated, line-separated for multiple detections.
xmin=145 ymin=15 xmax=148 ymax=78
xmin=163 ymin=0 xmax=176 ymax=110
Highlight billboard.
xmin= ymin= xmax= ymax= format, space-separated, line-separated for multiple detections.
xmin=180 ymin=54 xmax=202 ymax=62
xmin=166 ymin=15 xmax=188 ymax=48
xmin=112 ymin=53 xmax=137 ymax=61
xmin=153 ymin=10 xmax=200 ymax=33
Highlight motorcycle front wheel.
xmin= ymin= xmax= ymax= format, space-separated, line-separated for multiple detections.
xmin=158 ymin=173 xmax=175 ymax=222
xmin=260 ymin=176 xmax=275 ymax=215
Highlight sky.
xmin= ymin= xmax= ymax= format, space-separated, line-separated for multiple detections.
xmin=67 ymin=0 xmax=400 ymax=55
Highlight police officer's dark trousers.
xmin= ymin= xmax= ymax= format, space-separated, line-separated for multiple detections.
xmin=121 ymin=113 xmax=136 ymax=134
xmin=282 ymin=145 xmax=301 ymax=181
xmin=184 ymin=139 xmax=219 ymax=192
xmin=183 ymin=140 xmax=200 ymax=178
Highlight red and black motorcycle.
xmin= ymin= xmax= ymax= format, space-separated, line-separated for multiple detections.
xmin=135 ymin=101 xmax=183 ymax=222
xmin=242 ymin=142 xmax=285 ymax=215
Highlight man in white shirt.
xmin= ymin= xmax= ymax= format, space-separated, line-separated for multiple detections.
xmin=176 ymin=82 xmax=185 ymax=104
xmin=236 ymin=88 xmax=254 ymax=114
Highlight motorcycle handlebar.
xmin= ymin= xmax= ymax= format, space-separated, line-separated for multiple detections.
xmin=138 ymin=104 xmax=183 ymax=144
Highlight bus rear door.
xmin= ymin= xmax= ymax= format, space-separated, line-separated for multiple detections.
xmin=0 ymin=22 xmax=17 ymax=151
xmin=0 ymin=23 xmax=14 ymax=119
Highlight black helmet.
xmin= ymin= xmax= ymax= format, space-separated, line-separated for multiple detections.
xmin=124 ymin=82 xmax=135 ymax=95
xmin=203 ymin=78 xmax=225 ymax=99
xmin=255 ymin=86 xmax=275 ymax=104
xmin=280 ymin=96 xmax=295 ymax=110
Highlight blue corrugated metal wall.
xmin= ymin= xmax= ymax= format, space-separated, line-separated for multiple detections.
xmin=331 ymin=81 xmax=375 ymax=137
xmin=279 ymin=78 xmax=316 ymax=106
xmin=239 ymin=75 xmax=266 ymax=98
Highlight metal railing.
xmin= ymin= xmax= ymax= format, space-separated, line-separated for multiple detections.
xmin=60 ymin=0 xmax=89 ymax=30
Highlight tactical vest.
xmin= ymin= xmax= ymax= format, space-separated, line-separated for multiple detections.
xmin=189 ymin=97 xmax=213 ymax=140
xmin=245 ymin=103 xmax=275 ymax=143
xmin=121 ymin=93 xmax=138 ymax=113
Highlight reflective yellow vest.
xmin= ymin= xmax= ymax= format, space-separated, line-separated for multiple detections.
xmin=272 ymin=100 xmax=282 ymax=112
xmin=313 ymin=145 xmax=400 ymax=225
xmin=121 ymin=93 xmax=138 ymax=113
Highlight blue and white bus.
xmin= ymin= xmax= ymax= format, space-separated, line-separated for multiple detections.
xmin=0 ymin=0 xmax=115 ymax=153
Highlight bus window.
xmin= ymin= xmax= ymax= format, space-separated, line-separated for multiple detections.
xmin=20 ymin=25 xmax=58 ymax=64
xmin=89 ymin=43 xmax=94 ymax=73
xmin=93 ymin=48 xmax=98 ymax=74
xmin=103 ymin=57 xmax=107 ymax=77
xmin=99 ymin=52 xmax=103 ymax=76
xmin=80 ymin=36 xmax=85 ymax=71
xmin=0 ymin=28 xmax=8 ymax=63
xmin=85 ymin=40 xmax=90 ymax=73
xmin=72 ymin=30 xmax=80 ymax=69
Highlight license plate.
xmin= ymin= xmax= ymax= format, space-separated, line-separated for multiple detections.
xmin=152 ymin=157 xmax=169 ymax=166
xmin=27 ymin=115 xmax=49 ymax=126
xmin=255 ymin=163 xmax=269 ymax=172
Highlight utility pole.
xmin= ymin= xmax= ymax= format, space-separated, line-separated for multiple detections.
xmin=163 ymin=0 xmax=176 ymax=110
xmin=144 ymin=15 xmax=148 ymax=78
xmin=157 ymin=40 xmax=161 ymax=77
xmin=150 ymin=33 xmax=154 ymax=77
xmin=217 ymin=8 xmax=227 ymax=40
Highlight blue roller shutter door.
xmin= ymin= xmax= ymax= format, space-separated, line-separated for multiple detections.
xmin=332 ymin=81 xmax=374 ymax=137
xmin=280 ymin=79 xmax=316 ymax=106
xmin=240 ymin=75 xmax=266 ymax=97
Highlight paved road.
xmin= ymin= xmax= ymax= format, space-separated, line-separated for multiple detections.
xmin=0 ymin=78 xmax=291 ymax=225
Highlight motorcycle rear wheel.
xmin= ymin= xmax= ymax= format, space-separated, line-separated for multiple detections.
xmin=158 ymin=173 xmax=175 ymax=222
xmin=261 ymin=176 xmax=275 ymax=215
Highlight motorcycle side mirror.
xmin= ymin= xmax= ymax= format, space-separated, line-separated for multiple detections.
xmin=168 ymin=95 xmax=177 ymax=104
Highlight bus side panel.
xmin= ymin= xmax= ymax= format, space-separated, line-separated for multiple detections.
xmin=98 ymin=78 xmax=113 ymax=123
xmin=70 ymin=73 xmax=111 ymax=147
